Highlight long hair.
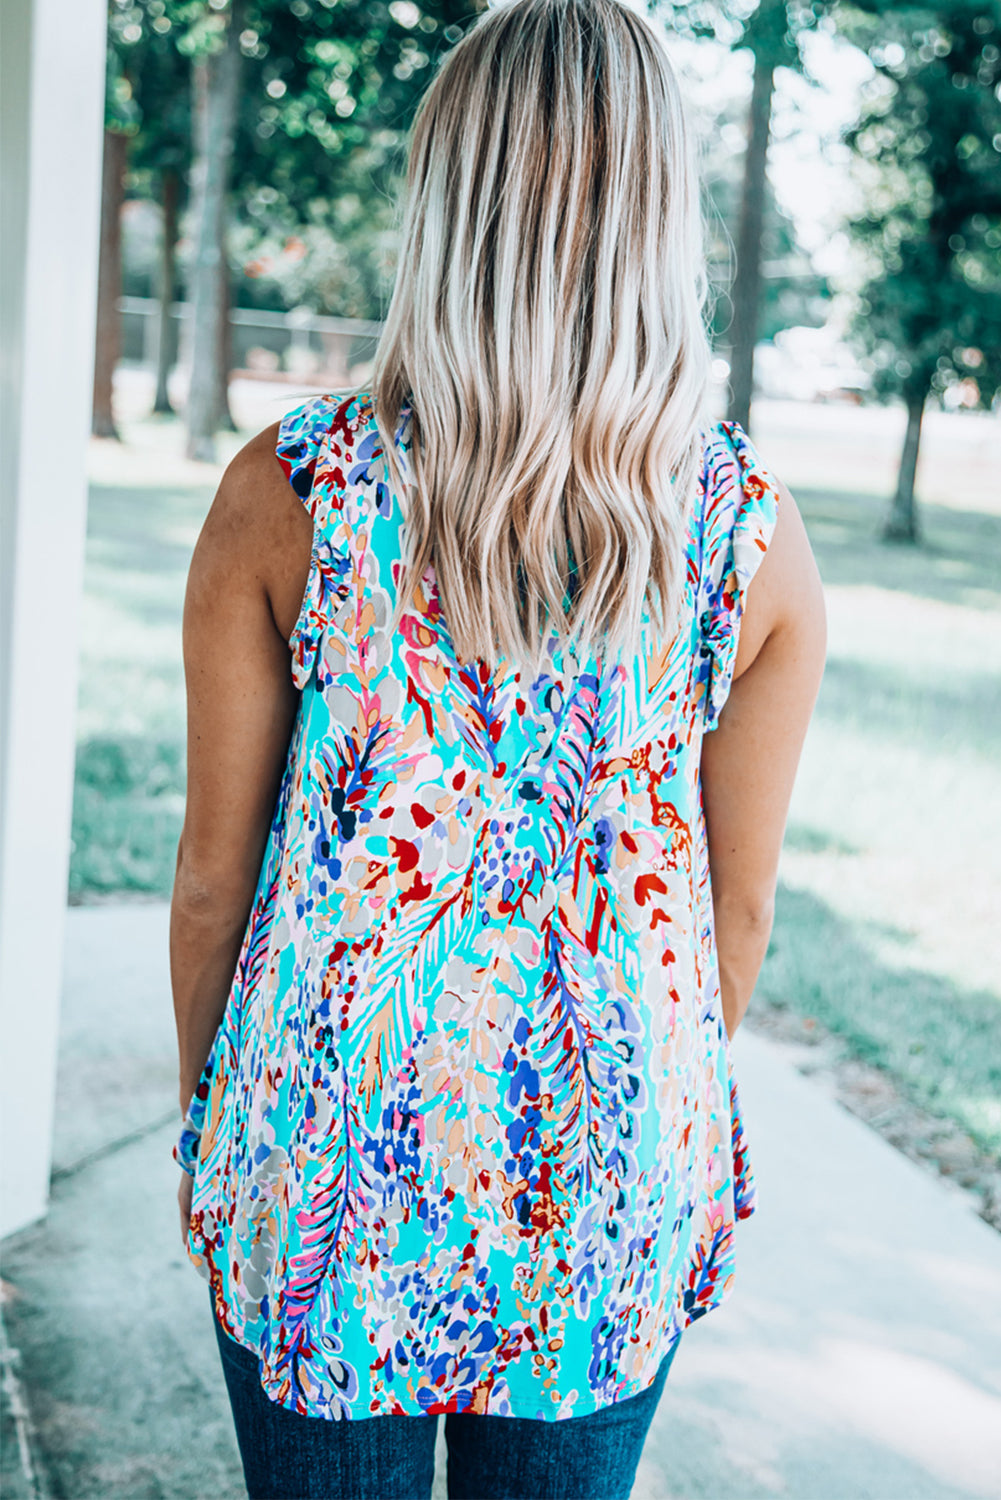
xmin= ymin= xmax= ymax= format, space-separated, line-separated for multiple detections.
xmin=371 ymin=0 xmax=712 ymax=678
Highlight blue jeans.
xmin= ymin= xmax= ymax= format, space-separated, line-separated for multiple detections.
xmin=211 ymin=1294 xmax=680 ymax=1500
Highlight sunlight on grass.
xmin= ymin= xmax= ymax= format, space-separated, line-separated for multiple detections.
xmin=755 ymin=432 xmax=1001 ymax=1159
xmin=71 ymin=465 xmax=215 ymax=900
xmin=70 ymin=738 xmax=185 ymax=898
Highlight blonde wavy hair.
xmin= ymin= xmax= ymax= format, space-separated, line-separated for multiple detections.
xmin=371 ymin=0 xmax=712 ymax=677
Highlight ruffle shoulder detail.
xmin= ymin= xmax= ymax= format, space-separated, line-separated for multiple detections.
xmin=275 ymin=392 xmax=370 ymax=689
xmin=697 ymin=420 xmax=781 ymax=731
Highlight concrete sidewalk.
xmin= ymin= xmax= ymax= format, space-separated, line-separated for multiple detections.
xmin=2 ymin=905 xmax=1000 ymax=1500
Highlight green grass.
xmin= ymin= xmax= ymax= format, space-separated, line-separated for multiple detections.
xmin=71 ymin=406 xmax=1001 ymax=1160
xmin=70 ymin=737 xmax=185 ymax=899
xmin=761 ymin=885 xmax=1001 ymax=1153
xmin=71 ymin=461 xmax=215 ymax=903
xmin=758 ymin=482 xmax=1001 ymax=1159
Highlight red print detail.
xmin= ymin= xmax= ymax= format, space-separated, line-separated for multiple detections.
xmin=400 ymin=871 xmax=433 ymax=906
xmin=634 ymin=873 xmax=668 ymax=907
xmin=390 ymin=838 xmax=419 ymax=873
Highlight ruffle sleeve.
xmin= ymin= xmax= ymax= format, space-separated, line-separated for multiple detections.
xmin=697 ymin=420 xmax=781 ymax=732
xmin=275 ymin=393 xmax=354 ymax=690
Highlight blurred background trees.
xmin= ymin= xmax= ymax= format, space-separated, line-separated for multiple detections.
xmin=656 ymin=1 xmax=834 ymax=431
xmin=841 ymin=0 xmax=1001 ymax=538
xmin=98 ymin=0 xmax=486 ymax=459
xmin=94 ymin=0 xmax=1001 ymax=525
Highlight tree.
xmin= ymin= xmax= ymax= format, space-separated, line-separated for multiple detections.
xmin=101 ymin=1 xmax=193 ymax=432
xmin=123 ymin=9 xmax=192 ymax=416
xmin=654 ymin=2 xmax=829 ymax=431
xmin=92 ymin=128 xmax=129 ymax=439
xmin=180 ymin=0 xmax=486 ymax=459
xmin=725 ymin=1 xmax=805 ymax=429
xmin=92 ymin=24 xmax=143 ymax=439
xmin=104 ymin=0 xmax=245 ymax=454
xmin=103 ymin=1 xmax=486 ymax=453
xmin=184 ymin=1 xmax=245 ymax=460
xmin=223 ymin=0 xmax=489 ymax=322
xmin=840 ymin=0 xmax=1001 ymax=539
xmin=154 ymin=166 xmax=183 ymax=413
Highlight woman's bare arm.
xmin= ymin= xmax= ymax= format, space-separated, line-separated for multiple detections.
xmin=171 ymin=424 xmax=312 ymax=1119
xmin=700 ymin=479 xmax=827 ymax=1040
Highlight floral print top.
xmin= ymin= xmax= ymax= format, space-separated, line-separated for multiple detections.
xmin=174 ymin=389 xmax=779 ymax=1422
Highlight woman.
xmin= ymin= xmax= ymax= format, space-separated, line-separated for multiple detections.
xmin=171 ymin=1 xmax=826 ymax=1496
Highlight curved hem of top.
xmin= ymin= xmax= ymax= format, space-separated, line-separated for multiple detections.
xmin=260 ymin=1365 xmax=681 ymax=1423
xmin=214 ymin=1317 xmax=688 ymax=1423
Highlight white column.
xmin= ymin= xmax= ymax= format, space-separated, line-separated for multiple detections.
xmin=0 ymin=0 xmax=106 ymax=1238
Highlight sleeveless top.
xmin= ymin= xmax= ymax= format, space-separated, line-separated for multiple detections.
xmin=174 ymin=389 xmax=779 ymax=1421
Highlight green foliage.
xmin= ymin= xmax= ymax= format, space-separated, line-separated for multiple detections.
xmin=840 ymin=0 xmax=1001 ymax=408
xmin=233 ymin=2 xmax=483 ymax=317
xmin=233 ymin=212 xmax=396 ymax=321
xmin=70 ymin=737 xmax=185 ymax=899
xmin=106 ymin=0 xmax=483 ymax=320
xmin=109 ymin=0 xmax=837 ymax=327
xmin=655 ymin=0 xmax=827 ymax=59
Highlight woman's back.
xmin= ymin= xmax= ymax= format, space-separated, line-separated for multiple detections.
xmin=175 ymin=388 xmax=783 ymax=1421
xmin=171 ymin=4 xmax=826 ymax=1478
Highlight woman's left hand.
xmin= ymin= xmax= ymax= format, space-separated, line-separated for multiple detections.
xmin=178 ymin=1168 xmax=194 ymax=1249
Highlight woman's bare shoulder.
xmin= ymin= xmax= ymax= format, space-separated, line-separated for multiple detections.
xmin=733 ymin=475 xmax=826 ymax=682
xmin=190 ymin=423 xmax=314 ymax=640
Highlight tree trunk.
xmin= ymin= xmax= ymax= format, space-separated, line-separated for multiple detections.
xmin=185 ymin=3 xmax=243 ymax=462
xmin=726 ymin=46 xmax=776 ymax=436
xmin=215 ymin=250 xmax=238 ymax=431
xmin=883 ymin=388 xmax=926 ymax=543
xmin=153 ymin=168 xmax=180 ymax=415
xmin=92 ymin=128 xmax=127 ymax=439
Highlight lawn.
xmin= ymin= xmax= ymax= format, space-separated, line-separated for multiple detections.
xmin=755 ymin=402 xmax=1001 ymax=1160
xmin=71 ymin=387 xmax=1001 ymax=1160
xmin=72 ymin=463 xmax=209 ymax=899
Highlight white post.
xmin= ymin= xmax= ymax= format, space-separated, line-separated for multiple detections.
xmin=0 ymin=0 xmax=106 ymax=1238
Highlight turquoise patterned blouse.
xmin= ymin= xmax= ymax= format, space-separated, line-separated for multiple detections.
xmin=174 ymin=390 xmax=779 ymax=1421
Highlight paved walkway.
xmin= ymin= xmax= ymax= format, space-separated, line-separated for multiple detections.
xmin=2 ymin=905 xmax=1000 ymax=1500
